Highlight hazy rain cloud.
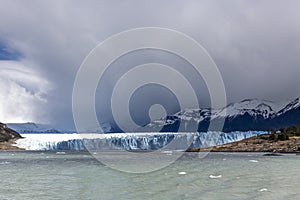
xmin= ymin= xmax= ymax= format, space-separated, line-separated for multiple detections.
xmin=0 ymin=0 xmax=299 ymax=128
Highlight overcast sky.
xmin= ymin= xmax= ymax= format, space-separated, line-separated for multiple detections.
xmin=0 ymin=0 xmax=300 ymax=128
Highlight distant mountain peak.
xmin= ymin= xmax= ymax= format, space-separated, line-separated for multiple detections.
xmin=277 ymin=97 xmax=300 ymax=115
xmin=7 ymin=123 xmax=72 ymax=134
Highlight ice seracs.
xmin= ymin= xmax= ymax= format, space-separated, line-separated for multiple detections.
xmin=15 ymin=131 xmax=266 ymax=151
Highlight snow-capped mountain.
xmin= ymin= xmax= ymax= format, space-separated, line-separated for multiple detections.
xmin=8 ymin=98 xmax=300 ymax=134
xmin=213 ymin=99 xmax=285 ymax=119
xmin=7 ymin=123 xmax=75 ymax=134
xmin=276 ymin=98 xmax=300 ymax=116
xmin=7 ymin=122 xmax=113 ymax=134
xmin=144 ymin=98 xmax=300 ymax=132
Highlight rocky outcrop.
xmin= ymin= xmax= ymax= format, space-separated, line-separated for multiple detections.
xmin=0 ymin=122 xmax=22 ymax=142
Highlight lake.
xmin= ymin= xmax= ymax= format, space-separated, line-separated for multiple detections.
xmin=0 ymin=151 xmax=299 ymax=200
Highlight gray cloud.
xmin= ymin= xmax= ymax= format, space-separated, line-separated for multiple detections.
xmin=0 ymin=0 xmax=300 ymax=128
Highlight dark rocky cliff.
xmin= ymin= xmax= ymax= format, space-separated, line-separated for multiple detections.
xmin=0 ymin=122 xmax=22 ymax=142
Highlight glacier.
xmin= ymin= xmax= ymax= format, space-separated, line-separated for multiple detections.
xmin=15 ymin=131 xmax=267 ymax=151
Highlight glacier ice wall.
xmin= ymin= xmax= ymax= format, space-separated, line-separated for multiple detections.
xmin=15 ymin=131 xmax=267 ymax=151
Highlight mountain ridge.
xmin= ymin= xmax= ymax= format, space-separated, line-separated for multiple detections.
xmin=7 ymin=98 xmax=300 ymax=133
xmin=144 ymin=97 xmax=300 ymax=133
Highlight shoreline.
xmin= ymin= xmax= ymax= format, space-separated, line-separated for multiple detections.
xmin=0 ymin=139 xmax=24 ymax=150
xmin=186 ymin=134 xmax=300 ymax=153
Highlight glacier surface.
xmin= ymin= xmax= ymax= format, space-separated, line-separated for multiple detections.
xmin=15 ymin=131 xmax=267 ymax=151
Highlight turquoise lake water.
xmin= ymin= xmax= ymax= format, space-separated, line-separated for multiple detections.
xmin=0 ymin=151 xmax=299 ymax=200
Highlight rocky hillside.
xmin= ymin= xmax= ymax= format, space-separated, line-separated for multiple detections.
xmin=0 ymin=122 xmax=22 ymax=142
xmin=187 ymin=134 xmax=300 ymax=153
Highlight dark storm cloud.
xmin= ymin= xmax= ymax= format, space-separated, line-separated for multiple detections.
xmin=0 ymin=0 xmax=299 ymax=127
